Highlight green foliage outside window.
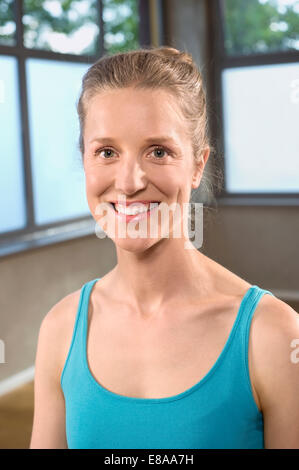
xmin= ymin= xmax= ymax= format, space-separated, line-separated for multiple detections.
xmin=224 ymin=0 xmax=299 ymax=55
xmin=0 ymin=0 xmax=139 ymax=55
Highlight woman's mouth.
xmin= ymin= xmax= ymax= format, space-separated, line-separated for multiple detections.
xmin=109 ymin=202 xmax=161 ymax=222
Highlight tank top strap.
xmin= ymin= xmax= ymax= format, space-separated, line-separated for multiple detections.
xmin=60 ymin=277 xmax=100 ymax=389
xmin=77 ymin=277 xmax=100 ymax=354
xmin=80 ymin=278 xmax=100 ymax=317
xmin=240 ymin=284 xmax=275 ymax=346
xmin=233 ymin=284 xmax=275 ymax=409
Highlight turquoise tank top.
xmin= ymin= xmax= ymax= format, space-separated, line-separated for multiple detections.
xmin=60 ymin=278 xmax=274 ymax=449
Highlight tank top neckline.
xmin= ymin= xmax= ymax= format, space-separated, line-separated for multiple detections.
xmin=82 ymin=279 xmax=260 ymax=404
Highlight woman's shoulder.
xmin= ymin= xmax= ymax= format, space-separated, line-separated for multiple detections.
xmin=43 ymin=287 xmax=82 ymax=329
xmin=248 ymin=292 xmax=299 ymax=446
xmin=246 ymin=284 xmax=298 ymax=340
xmin=247 ymin=288 xmax=299 ymax=407
xmin=40 ymin=286 xmax=83 ymax=378
xmin=212 ymin=262 xmax=298 ymax=339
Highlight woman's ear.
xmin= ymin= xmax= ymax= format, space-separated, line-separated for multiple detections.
xmin=191 ymin=147 xmax=210 ymax=189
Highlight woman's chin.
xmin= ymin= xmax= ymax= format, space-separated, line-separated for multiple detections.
xmin=112 ymin=235 xmax=161 ymax=253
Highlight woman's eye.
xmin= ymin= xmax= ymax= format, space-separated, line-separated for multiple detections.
xmin=151 ymin=147 xmax=168 ymax=159
xmin=95 ymin=148 xmax=115 ymax=159
xmin=94 ymin=146 xmax=171 ymax=160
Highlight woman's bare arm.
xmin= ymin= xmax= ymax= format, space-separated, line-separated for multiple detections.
xmin=250 ymin=296 xmax=299 ymax=449
xmin=29 ymin=292 xmax=80 ymax=449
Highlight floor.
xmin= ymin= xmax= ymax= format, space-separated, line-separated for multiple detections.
xmin=0 ymin=381 xmax=34 ymax=449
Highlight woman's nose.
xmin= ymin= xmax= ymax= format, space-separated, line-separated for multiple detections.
xmin=114 ymin=156 xmax=147 ymax=195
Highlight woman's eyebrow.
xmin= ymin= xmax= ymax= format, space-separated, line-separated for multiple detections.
xmin=88 ymin=136 xmax=180 ymax=147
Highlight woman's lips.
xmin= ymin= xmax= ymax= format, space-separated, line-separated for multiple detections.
xmin=109 ymin=202 xmax=160 ymax=222
xmin=110 ymin=200 xmax=160 ymax=206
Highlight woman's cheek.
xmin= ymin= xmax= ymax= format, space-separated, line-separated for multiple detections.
xmin=85 ymin=170 xmax=104 ymax=194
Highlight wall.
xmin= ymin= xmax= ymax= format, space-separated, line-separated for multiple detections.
xmin=0 ymin=235 xmax=116 ymax=386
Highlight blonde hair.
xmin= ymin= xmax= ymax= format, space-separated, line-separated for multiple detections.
xmin=77 ymin=46 xmax=223 ymax=213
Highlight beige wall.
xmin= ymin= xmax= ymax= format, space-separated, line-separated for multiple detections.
xmin=0 ymin=236 xmax=116 ymax=382
xmin=201 ymin=206 xmax=299 ymax=307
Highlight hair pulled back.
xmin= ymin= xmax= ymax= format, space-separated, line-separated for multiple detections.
xmin=77 ymin=46 xmax=223 ymax=212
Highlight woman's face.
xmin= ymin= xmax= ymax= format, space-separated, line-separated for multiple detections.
xmin=83 ymin=86 xmax=206 ymax=252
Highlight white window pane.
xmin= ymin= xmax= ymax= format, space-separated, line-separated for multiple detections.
xmin=26 ymin=58 xmax=90 ymax=225
xmin=222 ymin=63 xmax=299 ymax=193
xmin=0 ymin=55 xmax=26 ymax=233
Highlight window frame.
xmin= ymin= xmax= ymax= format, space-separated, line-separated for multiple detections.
xmin=0 ymin=0 xmax=151 ymax=257
xmin=206 ymin=0 xmax=299 ymax=207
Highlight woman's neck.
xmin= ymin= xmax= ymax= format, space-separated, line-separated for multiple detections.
xmin=113 ymin=237 xmax=212 ymax=317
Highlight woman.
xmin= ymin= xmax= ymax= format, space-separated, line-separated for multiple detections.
xmin=30 ymin=46 xmax=299 ymax=449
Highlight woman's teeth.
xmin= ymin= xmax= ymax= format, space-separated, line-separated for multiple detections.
xmin=114 ymin=202 xmax=159 ymax=215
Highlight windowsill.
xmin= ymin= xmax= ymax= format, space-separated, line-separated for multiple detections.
xmin=216 ymin=196 xmax=299 ymax=206
xmin=0 ymin=219 xmax=105 ymax=258
xmin=1 ymin=194 xmax=299 ymax=257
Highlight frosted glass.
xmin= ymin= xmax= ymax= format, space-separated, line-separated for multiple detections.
xmin=0 ymin=56 xmax=26 ymax=233
xmin=222 ymin=63 xmax=299 ymax=193
xmin=26 ymin=58 xmax=90 ymax=225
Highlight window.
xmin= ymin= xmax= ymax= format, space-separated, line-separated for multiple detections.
xmin=0 ymin=55 xmax=26 ymax=233
xmin=208 ymin=0 xmax=299 ymax=203
xmin=26 ymin=58 xmax=90 ymax=225
xmin=0 ymin=0 xmax=145 ymax=256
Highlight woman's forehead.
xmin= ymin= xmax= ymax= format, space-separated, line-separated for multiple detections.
xmin=87 ymin=87 xmax=179 ymax=113
xmin=85 ymin=88 xmax=187 ymax=136
xmin=89 ymin=86 xmax=173 ymax=101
